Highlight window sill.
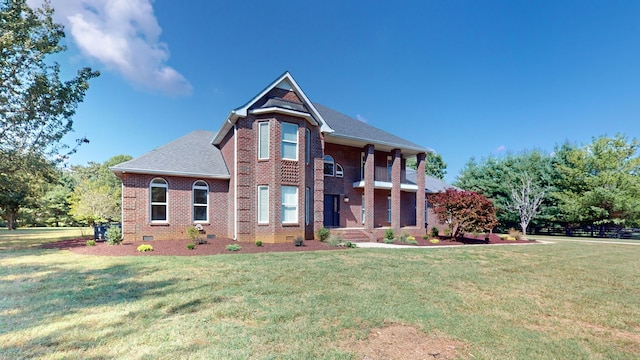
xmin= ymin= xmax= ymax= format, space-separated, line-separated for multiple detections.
xmin=282 ymin=223 xmax=300 ymax=227
xmin=150 ymin=222 xmax=170 ymax=226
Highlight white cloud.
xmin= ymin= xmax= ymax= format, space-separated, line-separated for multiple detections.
xmin=356 ymin=114 xmax=368 ymax=123
xmin=495 ymin=145 xmax=506 ymax=152
xmin=29 ymin=0 xmax=192 ymax=96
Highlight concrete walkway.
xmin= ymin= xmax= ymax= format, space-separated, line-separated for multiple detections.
xmin=354 ymin=241 xmax=551 ymax=249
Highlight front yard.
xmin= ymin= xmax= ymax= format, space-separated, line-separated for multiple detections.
xmin=1 ymin=229 xmax=639 ymax=359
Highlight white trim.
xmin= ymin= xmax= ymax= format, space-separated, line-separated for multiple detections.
xmin=352 ymin=180 xmax=419 ymax=192
xmin=305 ymin=128 xmax=311 ymax=165
xmin=150 ymin=178 xmax=168 ymax=223
xmin=257 ymin=185 xmax=269 ymax=224
xmin=281 ymin=122 xmax=299 ymax=161
xmin=387 ymin=195 xmax=392 ymax=223
xmin=249 ymin=107 xmax=317 ymax=125
xmin=324 ymin=155 xmax=335 ymax=176
xmin=336 ymin=163 xmax=344 ymax=177
xmin=258 ymin=121 xmax=270 ymax=160
xmin=192 ymin=180 xmax=209 ymax=223
xmin=233 ymin=124 xmax=238 ymax=240
xmin=305 ymin=187 xmax=310 ymax=226
xmin=326 ymin=132 xmax=432 ymax=156
xmin=281 ymin=186 xmax=299 ymax=224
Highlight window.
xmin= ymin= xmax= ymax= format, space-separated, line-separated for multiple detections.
xmin=258 ymin=122 xmax=270 ymax=159
xmin=258 ymin=185 xmax=269 ymax=224
xmin=387 ymin=195 xmax=392 ymax=223
xmin=425 ymin=199 xmax=429 ymax=224
xmin=193 ymin=180 xmax=209 ymax=222
xmin=281 ymin=186 xmax=298 ymax=223
xmin=305 ymin=187 xmax=310 ymax=225
xmin=305 ymin=128 xmax=311 ymax=164
xmin=361 ymin=190 xmax=365 ymax=224
xmin=387 ymin=156 xmax=393 ymax=182
xmin=336 ymin=163 xmax=344 ymax=177
xmin=281 ymin=122 xmax=298 ymax=160
xmin=324 ymin=155 xmax=335 ymax=176
xmin=150 ymin=178 xmax=168 ymax=222
xmin=360 ymin=152 xmax=366 ymax=180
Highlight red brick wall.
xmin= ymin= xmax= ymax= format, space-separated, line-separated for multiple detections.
xmin=120 ymin=174 xmax=229 ymax=241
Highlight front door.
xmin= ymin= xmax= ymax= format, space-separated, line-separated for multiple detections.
xmin=323 ymin=195 xmax=340 ymax=228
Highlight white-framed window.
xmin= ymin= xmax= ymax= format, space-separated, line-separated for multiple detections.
xmin=258 ymin=185 xmax=269 ymax=224
xmin=281 ymin=122 xmax=298 ymax=160
xmin=336 ymin=163 xmax=344 ymax=177
xmin=324 ymin=155 xmax=335 ymax=176
xmin=361 ymin=190 xmax=365 ymax=224
xmin=258 ymin=121 xmax=270 ymax=160
xmin=150 ymin=178 xmax=168 ymax=222
xmin=305 ymin=187 xmax=310 ymax=225
xmin=425 ymin=199 xmax=429 ymax=223
xmin=387 ymin=155 xmax=393 ymax=182
xmin=305 ymin=128 xmax=311 ymax=165
xmin=193 ymin=180 xmax=209 ymax=222
xmin=281 ymin=186 xmax=298 ymax=223
xmin=387 ymin=195 xmax=392 ymax=223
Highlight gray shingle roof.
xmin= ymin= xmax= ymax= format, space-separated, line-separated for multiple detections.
xmin=111 ymin=130 xmax=229 ymax=178
xmin=313 ymin=103 xmax=431 ymax=154
xmin=405 ymin=168 xmax=457 ymax=193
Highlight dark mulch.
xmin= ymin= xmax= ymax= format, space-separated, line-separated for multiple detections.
xmin=40 ymin=233 xmax=534 ymax=257
xmin=42 ymin=238 xmax=344 ymax=256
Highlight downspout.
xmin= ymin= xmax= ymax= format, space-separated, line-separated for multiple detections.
xmin=233 ymin=123 xmax=238 ymax=240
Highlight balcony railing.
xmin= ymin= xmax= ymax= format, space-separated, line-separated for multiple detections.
xmin=354 ymin=166 xmax=410 ymax=184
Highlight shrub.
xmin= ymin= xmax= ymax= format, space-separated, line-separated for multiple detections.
xmin=384 ymin=228 xmax=395 ymax=241
xmin=408 ymin=235 xmax=416 ymax=241
xmin=429 ymin=238 xmax=440 ymax=244
xmin=226 ymin=244 xmax=241 ymax=251
xmin=508 ymin=228 xmax=523 ymax=240
xmin=407 ymin=239 xmax=418 ymax=245
xmin=85 ymin=240 xmax=96 ymax=246
xmin=317 ymin=227 xmax=331 ymax=241
xmin=383 ymin=237 xmax=395 ymax=244
xmin=422 ymin=235 xmax=429 ymax=240
xmin=187 ymin=243 xmax=196 ymax=250
xmin=507 ymin=236 xmax=517 ymax=241
xmin=344 ymin=241 xmax=357 ymax=248
xmin=105 ymin=226 xmax=122 ymax=245
xmin=326 ymin=234 xmax=342 ymax=247
xmin=500 ymin=235 xmax=508 ymax=240
xmin=399 ymin=233 xmax=410 ymax=243
xmin=187 ymin=226 xmax=204 ymax=244
xmin=255 ymin=240 xmax=263 ymax=247
xmin=430 ymin=226 xmax=439 ymax=238
xmin=293 ymin=236 xmax=304 ymax=246
xmin=443 ymin=228 xmax=452 ymax=237
xmin=137 ymin=244 xmax=153 ymax=252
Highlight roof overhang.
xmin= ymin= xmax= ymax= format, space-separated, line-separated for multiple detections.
xmin=249 ymin=107 xmax=317 ymax=125
xmin=325 ymin=133 xmax=433 ymax=156
xmin=111 ymin=167 xmax=231 ymax=180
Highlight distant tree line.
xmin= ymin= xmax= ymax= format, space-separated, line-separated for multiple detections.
xmin=455 ymin=134 xmax=640 ymax=236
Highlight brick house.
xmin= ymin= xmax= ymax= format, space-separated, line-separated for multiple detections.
xmin=111 ymin=72 xmax=452 ymax=243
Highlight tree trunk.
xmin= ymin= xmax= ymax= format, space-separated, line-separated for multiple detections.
xmin=521 ymin=222 xmax=527 ymax=236
xmin=6 ymin=211 xmax=17 ymax=230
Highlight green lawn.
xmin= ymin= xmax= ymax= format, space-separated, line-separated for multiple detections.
xmin=1 ymin=230 xmax=639 ymax=359
xmin=0 ymin=227 xmax=91 ymax=250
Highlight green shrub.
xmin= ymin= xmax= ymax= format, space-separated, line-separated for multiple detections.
xmin=326 ymin=234 xmax=342 ymax=247
xmin=430 ymin=226 xmax=439 ymax=238
xmin=407 ymin=239 xmax=418 ymax=245
xmin=344 ymin=241 xmax=357 ymax=248
xmin=429 ymin=238 xmax=440 ymax=244
xmin=443 ymin=228 xmax=452 ymax=237
xmin=187 ymin=226 xmax=204 ymax=244
xmin=383 ymin=237 xmax=395 ymax=244
xmin=105 ymin=226 xmax=122 ymax=245
xmin=137 ymin=244 xmax=153 ymax=252
xmin=187 ymin=243 xmax=196 ymax=250
xmin=226 ymin=244 xmax=241 ymax=251
xmin=399 ymin=233 xmax=410 ymax=243
xmin=500 ymin=235 xmax=508 ymax=240
xmin=293 ymin=236 xmax=304 ymax=246
xmin=422 ymin=235 xmax=429 ymax=240
xmin=85 ymin=240 xmax=96 ymax=246
xmin=255 ymin=240 xmax=263 ymax=247
xmin=384 ymin=228 xmax=395 ymax=241
xmin=317 ymin=227 xmax=331 ymax=241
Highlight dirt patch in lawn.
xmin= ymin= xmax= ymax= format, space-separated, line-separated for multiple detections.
xmin=41 ymin=237 xmax=344 ymax=256
xmin=341 ymin=324 xmax=469 ymax=359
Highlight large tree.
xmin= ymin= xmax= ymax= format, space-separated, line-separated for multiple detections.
xmin=0 ymin=0 xmax=99 ymax=228
xmin=406 ymin=152 xmax=447 ymax=180
xmin=553 ymin=134 xmax=640 ymax=227
xmin=430 ymin=188 xmax=499 ymax=238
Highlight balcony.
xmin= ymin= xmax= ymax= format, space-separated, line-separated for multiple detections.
xmin=352 ymin=166 xmax=418 ymax=191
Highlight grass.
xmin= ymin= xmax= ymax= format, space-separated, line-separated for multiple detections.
xmin=1 ymin=229 xmax=640 ymax=359
xmin=0 ymin=227 xmax=91 ymax=250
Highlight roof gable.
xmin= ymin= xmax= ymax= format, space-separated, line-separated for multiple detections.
xmin=212 ymin=72 xmax=333 ymax=145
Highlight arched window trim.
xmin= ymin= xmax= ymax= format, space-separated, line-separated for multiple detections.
xmin=150 ymin=178 xmax=168 ymax=223
xmin=192 ymin=180 xmax=209 ymax=223
xmin=324 ymin=155 xmax=335 ymax=176
xmin=335 ymin=163 xmax=344 ymax=178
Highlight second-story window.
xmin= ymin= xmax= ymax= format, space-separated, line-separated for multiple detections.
xmin=281 ymin=122 xmax=298 ymax=160
xmin=258 ymin=122 xmax=269 ymax=160
xmin=324 ymin=155 xmax=335 ymax=176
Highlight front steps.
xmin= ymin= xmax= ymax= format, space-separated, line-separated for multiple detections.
xmin=329 ymin=228 xmax=376 ymax=242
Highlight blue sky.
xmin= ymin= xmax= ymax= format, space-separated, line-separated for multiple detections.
xmin=38 ymin=0 xmax=640 ymax=182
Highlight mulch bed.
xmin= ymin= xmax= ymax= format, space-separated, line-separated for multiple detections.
xmin=40 ymin=233 xmax=534 ymax=257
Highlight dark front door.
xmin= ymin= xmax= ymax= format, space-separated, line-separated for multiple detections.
xmin=323 ymin=195 xmax=340 ymax=227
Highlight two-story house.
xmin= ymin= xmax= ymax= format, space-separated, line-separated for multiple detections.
xmin=111 ymin=72 xmax=443 ymax=243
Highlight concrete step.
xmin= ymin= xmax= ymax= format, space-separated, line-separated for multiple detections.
xmin=330 ymin=229 xmax=373 ymax=242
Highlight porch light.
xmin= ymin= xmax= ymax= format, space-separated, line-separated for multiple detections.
xmin=343 ymin=196 xmax=349 ymax=203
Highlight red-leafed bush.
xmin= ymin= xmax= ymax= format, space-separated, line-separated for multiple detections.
xmin=430 ymin=189 xmax=499 ymax=238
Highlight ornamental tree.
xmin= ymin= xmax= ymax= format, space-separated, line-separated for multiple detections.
xmin=430 ymin=188 xmax=499 ymax=238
